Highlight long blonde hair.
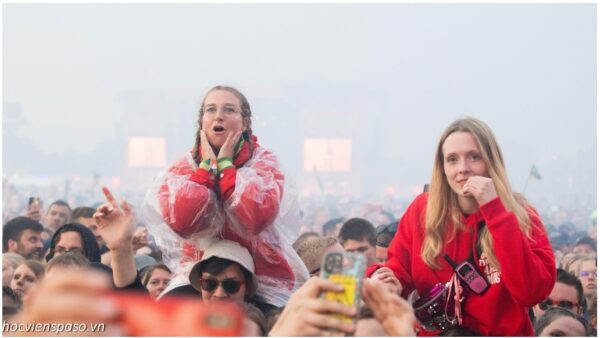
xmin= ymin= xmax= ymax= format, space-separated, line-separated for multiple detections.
xmin=422 ymin=117 xmax=533 ymax=270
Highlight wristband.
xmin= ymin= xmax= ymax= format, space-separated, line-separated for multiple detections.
xmin=217 ymin=157 xmax=234 ymax=171
xmin=199 ymin=159 xmax=211 ymax=171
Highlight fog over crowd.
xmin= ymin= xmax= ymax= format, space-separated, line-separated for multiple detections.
xmin=1 ymin=3 xmax=597 ymax=337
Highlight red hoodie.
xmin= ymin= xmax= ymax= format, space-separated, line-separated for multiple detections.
xmin=366 ymin=193 xmax=555 ymax=336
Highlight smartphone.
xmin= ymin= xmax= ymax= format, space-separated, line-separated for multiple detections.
xmin=320 ymin=251 xmax=366 ymax=325
xmin=109 ymin=293 xmax=244 ymax=336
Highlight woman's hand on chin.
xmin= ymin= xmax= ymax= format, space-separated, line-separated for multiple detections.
xmin=218 ymin=130 xmax=243 ymax=160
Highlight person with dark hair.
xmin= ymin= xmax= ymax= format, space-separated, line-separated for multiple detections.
xmin=2 ymin=217 xmax=44 ymax=260
xmin=375 ymin=221 xmax=398 ymax=263
xmin=322 ymin=217 xmax=346 ymax=238
xmin=338 ymin=218 xmax=378 ymax=266
xmin=141 ymin=263 xmax=172 ymax=300
xmin=46 ymin=223 xmax=101 ymax=263
xmin=71 ymin=206 xmax=106 ymax=251
xmin=534 ymin=307 xmax=589 ymax=336
xmin=43 ymin=200 xmax=71 ymax=232
xmin=143 ymin=85 xmax=307 ymax=307
xmin=188 ymin=240 xmax=258 ymax=304
xmin=573 ymin=236 xmax=596 ymax=255
xmin=366 ymin=117 xmax=555 ymax=335
xmin=533 ymin=269 xmax=585 ymax=319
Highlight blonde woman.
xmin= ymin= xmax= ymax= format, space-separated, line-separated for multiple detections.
xmin=366 ymin=117 xmax=555 ymax=336
xmin=574 ymin=254 xmax=597 ymax=313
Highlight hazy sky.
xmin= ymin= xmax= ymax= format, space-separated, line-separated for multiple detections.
xmin=3 ymin=3 xmax=596 ymax=207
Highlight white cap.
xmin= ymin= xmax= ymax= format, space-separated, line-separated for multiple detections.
xmin=189 ymin=240 xmax=258 ymax=297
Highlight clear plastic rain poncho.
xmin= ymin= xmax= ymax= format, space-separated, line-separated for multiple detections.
xmin=141 ymin=145 xmax=309 ymax=307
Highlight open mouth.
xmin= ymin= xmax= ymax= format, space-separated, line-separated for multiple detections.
xmin=213 ymin=126 xmax=225 ymax=133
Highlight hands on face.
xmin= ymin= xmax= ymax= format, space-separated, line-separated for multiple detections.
xmin=461 ymin=176 xmax=498 ymax=206
xmin=269 ymin=277 xmax=357 ymax=337
xmin=199 ymin=130 xmax=243 ymax=162
xmin=92 ymin=187 xmax=135 ymax=251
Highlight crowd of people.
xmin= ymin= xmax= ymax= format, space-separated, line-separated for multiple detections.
xmin=2 ymin=86 xmax=597 ymax=337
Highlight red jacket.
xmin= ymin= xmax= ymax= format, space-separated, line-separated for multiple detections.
xmin=149 ymin=136 xmax=303 ymax=306
xmin=366 ymin=193 xmax=555 ymax=336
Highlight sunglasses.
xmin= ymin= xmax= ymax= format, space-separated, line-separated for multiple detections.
xmin=538 ymin=298 xmax=579 ymax=311
xmin=579 ymin=270 xmax=597 ymax=278
xmin=376 ymin=222 xmax=398 ymax=247
xmin=199 ymin=278 xmax=244 ymax=294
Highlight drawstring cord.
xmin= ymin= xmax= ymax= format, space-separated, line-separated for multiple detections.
xmin=445 ymin=273 xmax=464 ymax=326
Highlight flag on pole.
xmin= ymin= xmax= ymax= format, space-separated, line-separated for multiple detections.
xmin=529 ymin=164 xmax=542 ymax=180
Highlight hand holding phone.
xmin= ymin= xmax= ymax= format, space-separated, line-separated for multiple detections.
xmin=25 ymin=197 xmax=42 ymax=221
xmin=320 ymin=252 xmax=366 ymax=325
xmin=268 ymin=277 xmax=357 ymax=336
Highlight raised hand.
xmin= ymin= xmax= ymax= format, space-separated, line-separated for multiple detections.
xmin=269 ymin=277 xmax=357 ymax=336
xmin=362 ymin=278 xmax=416 ymax=337
xmin=132 ymin=227 xmax=150 ymax=252
xmin=24 ymin=206 xmax=42 ymax=222
xmin=217 ymin=130 xmax=242 ymax=160
xmin=93 ymin=187 xmax=135 ymax=251
xmin=462 ymin=176 xmax=498 ymax=206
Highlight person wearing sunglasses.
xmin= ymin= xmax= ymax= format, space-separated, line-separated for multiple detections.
xmin=533 ymin=269 xmax=584 ymax=321
xmin=189 ymin=240 xmax=258 ymax=303
xmin=366 ymin=117 xmax=555 ymax=336
xmin=375 ymin=222 xmax=397 ymax=264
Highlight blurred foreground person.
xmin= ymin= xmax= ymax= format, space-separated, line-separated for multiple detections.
xmin=9 ymin=267 xmax=256 ymax=336
xmin=367 ymin=117 xmax=555 ymax=335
